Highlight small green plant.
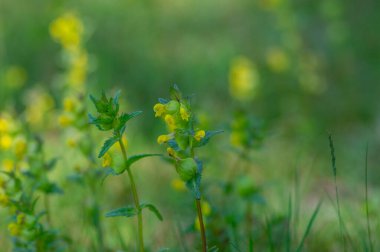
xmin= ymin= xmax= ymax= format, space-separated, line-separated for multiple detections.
xmin=153 ymin=85 xmax=222 ymax=251
xmin=0 ymin=130 xmax=66 ymax=251
xmin=89 ymin=91 xmax=162 ymax=252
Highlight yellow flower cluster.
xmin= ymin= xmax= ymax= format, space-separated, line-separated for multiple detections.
xmin=49 ymin=12 xmax=84 ymax=51
xmin=229 ymin=56 xmax=260 ymax=102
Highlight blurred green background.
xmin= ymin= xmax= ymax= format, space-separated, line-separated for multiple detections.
xmin=1 ymin=0 xmax=380 ymax=251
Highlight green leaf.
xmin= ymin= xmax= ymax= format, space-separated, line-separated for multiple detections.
xmin=105 ymin=206 xmax=137 ymax=218
xmin=100 ymin=167 xmax=119 ymax=184
xmin=140 ymin=203 xmax=163 ymax=221
xmin=170 ymin=84 xmax=182 ymax=101
xmin=126 ymin=154 xmax=162 ymax=168
xmin=98 ymin=136 xmax=119 ymax=158
xmin=193 ymin=130 xmax=223 ymax=148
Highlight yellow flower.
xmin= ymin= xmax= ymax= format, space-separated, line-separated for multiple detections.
xmin=0 ymin=193 xmax=10 ymax=206
xmin=0 ymin=134 xmax=12 ymax=150
xmin=2 ymin=159 xmax=14 ymax=172
xmin=201 ymin=201 xmax=211 ymax=216
xmin=153 ymin=103 xmax=166 ymax=117
xmin=0 ymin=117 xmax=11 ymax=133
xmin=14 ymin=137 xmax=27 ymax=159
xmin=166 ymin=147 xmax=176 ymax=157
xmin=230 ymin=131 xmax=244 ymax=148
xmin=194 ymin=130 xmax=206 ymax=141
xmin=102 ymin=153 xmax=112 ymax=168
xmin=164 ymin=114 xmax=176 ymax=130
xmin=63 ymin=97 xmax=77 ymax=112
xmin=157 ymin=135 xmax=171 ymax=144
xmin=66 ymin=137 xmax=77 ymax=148
xmin=8 ymin=222 xmax=21 ymax=236
xmin=17 ymin=213 xmax=26 ymax=224
xmin=49 ymin=12 xmax=83 ymax=50
xmin=58 ymin=114 xmax=73 ymax=127
xmin=171 ymin=178 xmax=186 ymax=192
xmin=179 ymin=104 xmax=190 ymax=121
xmin=266 ymin=48 xmax=289 ymax=73
xmin=68 ymin=50 xmax=88 ymax=88
xmin=229 ymin=56 xmax=259 ymax=101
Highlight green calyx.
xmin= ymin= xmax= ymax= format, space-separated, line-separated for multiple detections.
xmin=176 ymin=158 xmax=197 ymax=181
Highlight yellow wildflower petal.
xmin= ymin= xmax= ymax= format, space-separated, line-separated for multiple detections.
xmin=202 ymin=201 xmax=211 ymax=216
xmin=58 ymin=114 xmax=73 ymax=127
xmin=153 ymin=103 xmax=166 ymax=117
xmin=194 ymin=130 xmax=206 ymax=141
xmin=102 ymin=153 xmax=112 ymax=168
xmin=157 ymin=135 xmax=170 ymax=144
xmin=179 ymin=105 xmax=190 ymax=121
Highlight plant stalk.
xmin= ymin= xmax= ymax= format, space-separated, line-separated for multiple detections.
xmin=119 ymin=139 xmax=144 ymax=252
xmin=196 ymin=199 xmax=207 ymax=252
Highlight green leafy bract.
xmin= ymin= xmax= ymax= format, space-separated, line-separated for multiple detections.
xmin=98 ymin=136 xmax=118 ymax=158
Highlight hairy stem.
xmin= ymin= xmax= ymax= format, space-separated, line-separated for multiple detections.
xmin=119 ymin=139 xmax=144 ymax=252
xmin=196 ymin=199 xmax=207 ymax=252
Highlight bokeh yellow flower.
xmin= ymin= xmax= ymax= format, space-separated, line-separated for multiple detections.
xmin=171 ymin=178 xmax=186 ymax=191
xmin=0 ymin=134 xmax=13 ymax=149
xmin=59 ymin=114 xmax=74 ymax=127
xmin=2 ymin=159 xmax=14 ymax=172
xmin=7 ymin=222 xmax=21 ymax=236
xmin=0 ymin=193 xmax=10 ymax=206
xmin=14 ymin=137 xmax=27 ymax=159
xmin=229 ymin=56 xmax=259 ymax=101
xmin=50 ymin=12 xmax=84 ymax=51
xmin=266 ymin=48 xmax=289 ymax=73
xmin=0 ymin=117 xmax=10 ymax=133
xmin=68 ymin=50 xmax=88 ymax=88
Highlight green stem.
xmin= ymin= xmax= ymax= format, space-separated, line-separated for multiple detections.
xmin=196 ymin=199 xmax=207 ymax=252
xmin=119 ymin=139 xmax=144 ymax=252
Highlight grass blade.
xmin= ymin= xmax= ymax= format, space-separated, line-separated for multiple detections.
xmin=364 ymin=143 xmax=373 ymax=252
xmin=295 ymin=200 xmax=322 ymax=252
xmin=328 ymin=133 xmax=346 ymax=251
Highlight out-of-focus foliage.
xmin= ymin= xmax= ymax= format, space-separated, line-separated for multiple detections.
xmin=1 ymin=0 xmax=380 ymax=251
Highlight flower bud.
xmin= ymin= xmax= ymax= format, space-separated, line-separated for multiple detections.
xmin=176 ymin=158 xmax=197 ymax=181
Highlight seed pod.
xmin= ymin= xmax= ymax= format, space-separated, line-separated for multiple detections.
xmin=176 ymin=158 xmax=197 ymax=181
xmin=165 ymin=100 xmax=180 ymax=114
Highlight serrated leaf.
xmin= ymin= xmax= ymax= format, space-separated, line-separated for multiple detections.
xmin=113 ymin=90 xmax=121 ymax=106
xmin=116 ymin=111 xmax=143 ymax=134
xmin=100 ymin=167 xmax=119 ymax=185
xmin=140 ymin=203 xmax=163 ymax=221
xmin=105 ymin=206 xmax=137 ymax=218
xmin=98 ymin=136 xmax=119 ymax=158
xmin=193 ymin=130 xmax=223 ymax=148
xmin=126 ymin=154 xmax=162 ymax=168
xmin=170 ymin=84 xmax=182 ymax=101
